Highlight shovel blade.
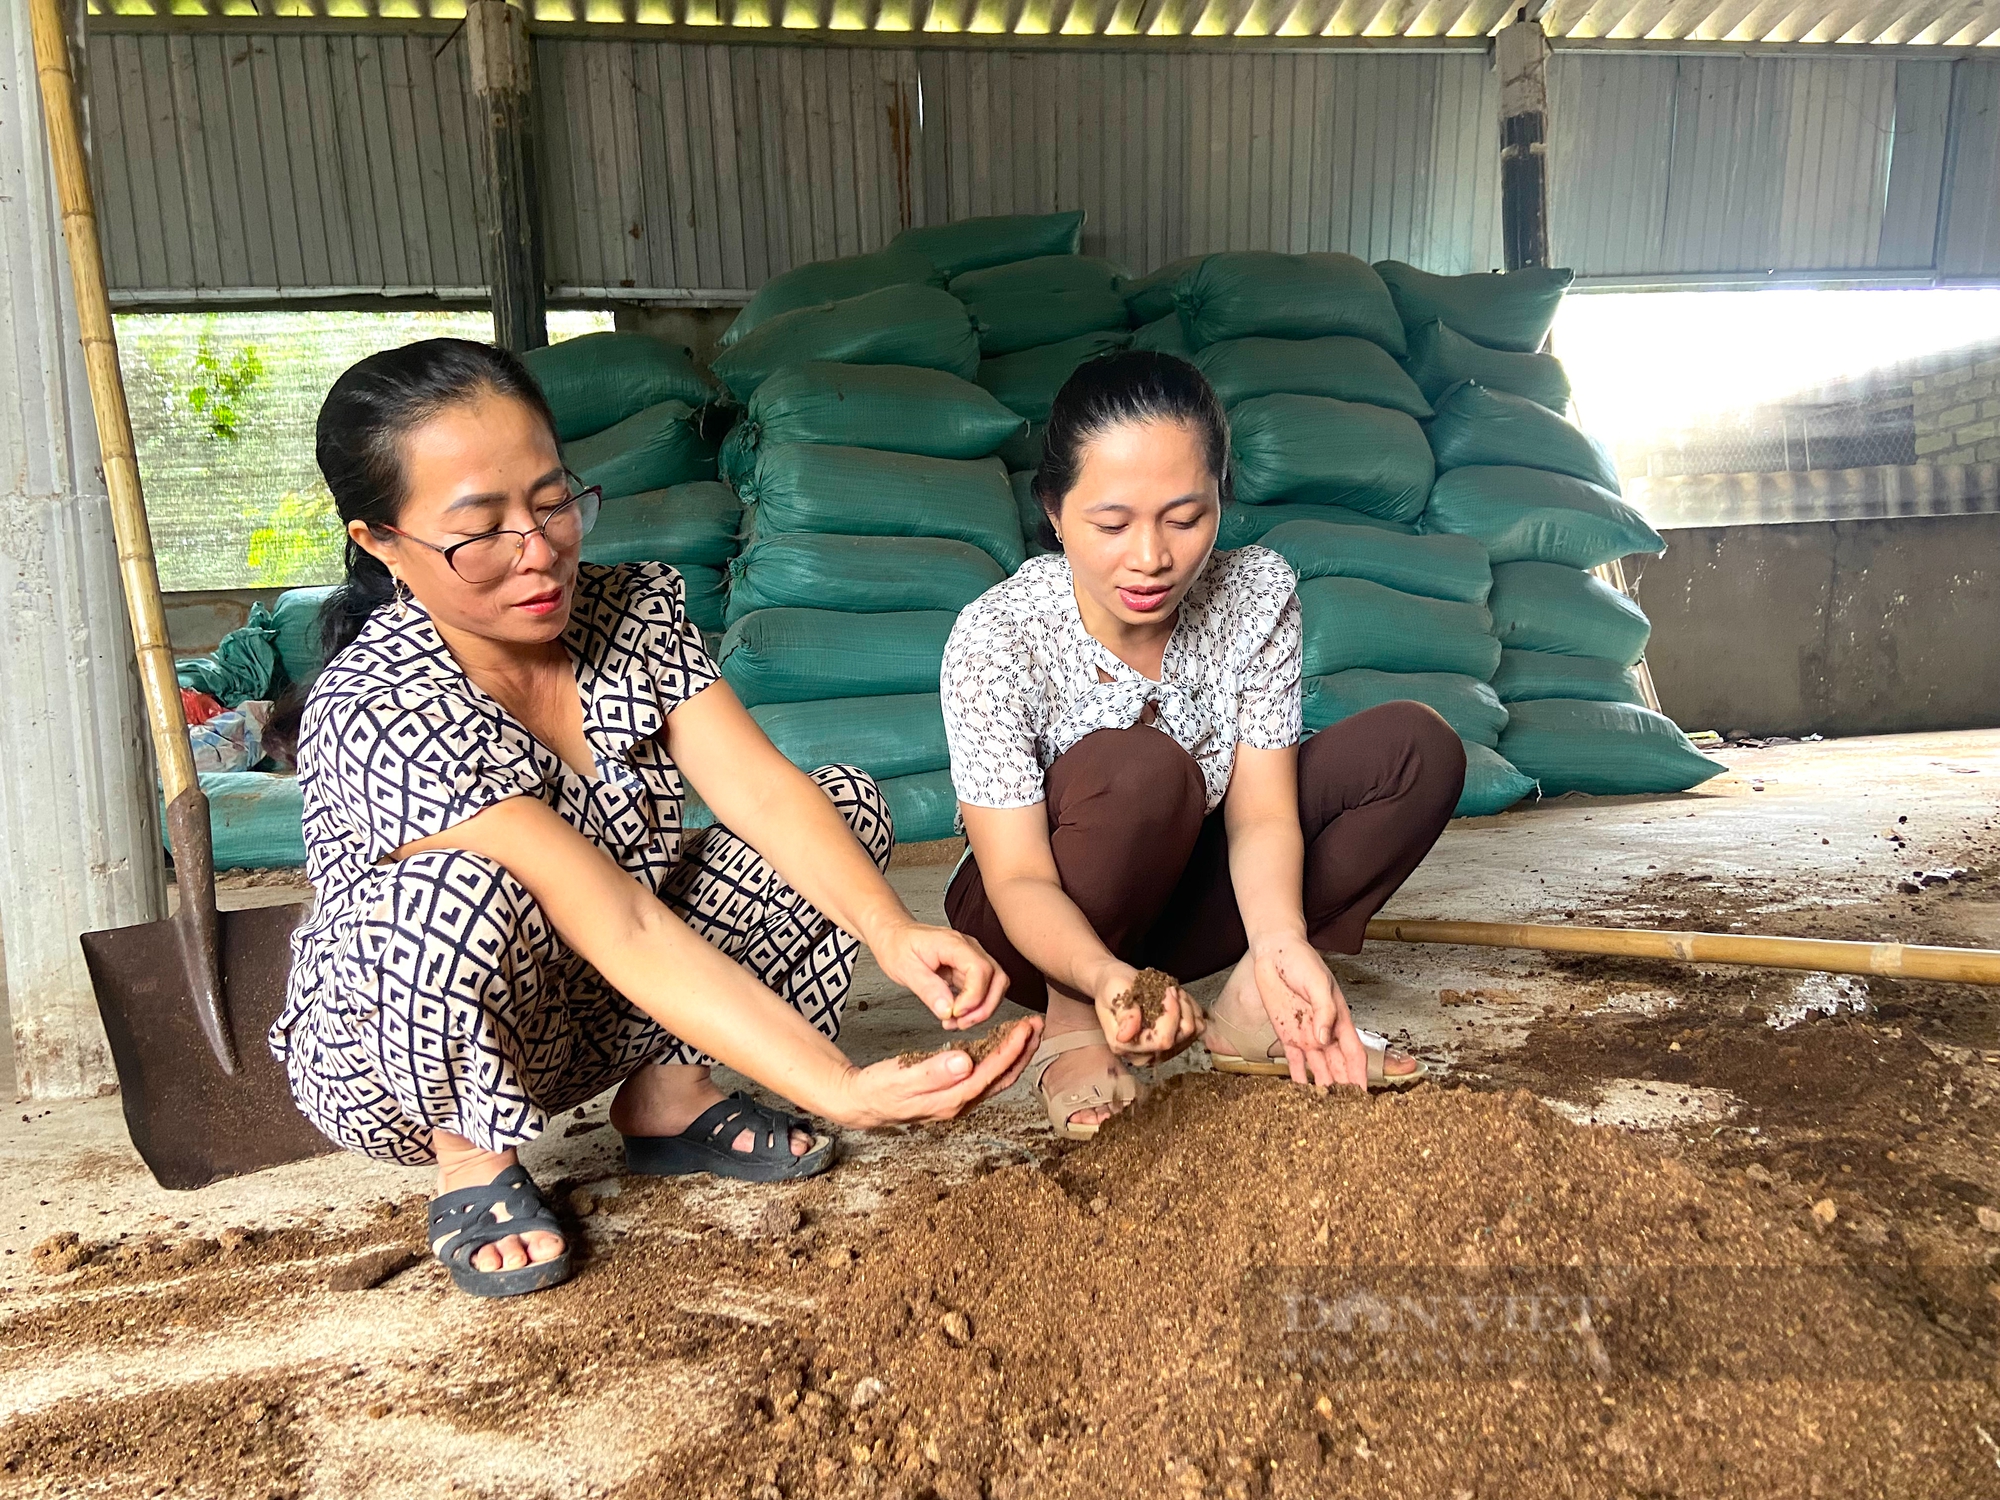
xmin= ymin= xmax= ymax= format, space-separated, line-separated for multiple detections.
xmin=81 ymin=901 xmax=338 ymax=1190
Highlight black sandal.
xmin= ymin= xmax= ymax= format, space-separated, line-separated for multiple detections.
xmin=622 ymin=1091 xmax=836 ymax=1182
xmin=426 ymin=1166 xmax=573 ymax=1299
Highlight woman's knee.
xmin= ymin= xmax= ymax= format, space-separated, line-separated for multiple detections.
xmin=365 ymin=847 xmax=547 ymax=981
xmin=811 ymin=763 xmax=893 ymax=871
xmin=1047 ymin=726 xmax=1205 ymax=840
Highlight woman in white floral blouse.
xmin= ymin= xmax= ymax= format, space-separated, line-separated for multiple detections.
xmin=940 ymin=350 xmax=1464 ymax=1140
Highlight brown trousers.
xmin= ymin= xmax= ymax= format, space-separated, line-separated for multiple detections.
xmin=944 ymin=701 xmax=1466 ymax=1012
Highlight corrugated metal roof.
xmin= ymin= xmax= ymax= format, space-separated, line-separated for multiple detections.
xmin=80 ymin=0 xmax=2000 ymax=46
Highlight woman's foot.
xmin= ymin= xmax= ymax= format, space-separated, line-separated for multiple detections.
xmin=1038 ymin=994 xmax=1141 ymax=1133
xmin=1208 ymin=955 xmax=1420 ymax=1081
xmin=609 ymin=1062 xmax=814 ymax=1159
xmin=431 ymin=1137 xmax=566 ymax=1274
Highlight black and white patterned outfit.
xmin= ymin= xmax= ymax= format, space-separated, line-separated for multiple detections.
xmin=940 ymin=547 xmax=1304 ymax=815
xmin=269 ymin=562 xmax=891 ymax=1167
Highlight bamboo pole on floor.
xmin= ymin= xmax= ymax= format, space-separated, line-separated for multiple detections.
xmin=1364 ymin=918 xmax=2000 ymax=986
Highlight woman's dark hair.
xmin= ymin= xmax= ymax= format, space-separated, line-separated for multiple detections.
xmin=314 ymin=338 xmax=559 ymax=661
xmin=1032 ymin=349 xmax=1232 ymax=551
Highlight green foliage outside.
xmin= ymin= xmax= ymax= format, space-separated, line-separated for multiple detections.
xmin=118 ymin=309 xmax=612 ymax=592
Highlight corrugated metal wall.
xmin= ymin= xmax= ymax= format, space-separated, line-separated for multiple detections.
xmin=82 ymin=29 xmax=2000 ymax=304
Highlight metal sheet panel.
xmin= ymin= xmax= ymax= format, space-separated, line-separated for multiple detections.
xmin=1938 ymin=61 xmax=2000 ymax=275
xmin=86 ymin=30 xmax=490 ymax=301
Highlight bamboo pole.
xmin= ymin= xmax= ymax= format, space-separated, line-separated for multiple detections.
xmin=28 ymin=0 xmax=195 ymax=809
xmin=1365 ymin=918 xmax=2000 ymax=987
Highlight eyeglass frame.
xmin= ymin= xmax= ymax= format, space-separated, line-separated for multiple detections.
xmin=379 ymin=473 xmax=602 ymax=583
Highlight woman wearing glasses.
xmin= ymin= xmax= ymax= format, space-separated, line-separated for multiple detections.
xmin=271 ymin=339 xmax=1035 ymax=1300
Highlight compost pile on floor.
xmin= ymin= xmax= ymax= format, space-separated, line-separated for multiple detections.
xmin=624 ymin=1076 xmax=1996 ymax=1500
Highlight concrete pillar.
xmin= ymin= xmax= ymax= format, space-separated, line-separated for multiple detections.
xmin=469 ymin=0 xmax=547 ymax=354
xmin=1496 ymin=12 xmax=1551 ymax=272
xmin=0 ymin=0 xmax=165 ymax=1098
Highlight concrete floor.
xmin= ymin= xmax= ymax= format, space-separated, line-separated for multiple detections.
xmin=5 ymin=727 xmax=1995 ymax=1263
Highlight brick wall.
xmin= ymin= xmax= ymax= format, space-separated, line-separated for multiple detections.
xmin=1912 ymin=342 xmax=2000 ymax=461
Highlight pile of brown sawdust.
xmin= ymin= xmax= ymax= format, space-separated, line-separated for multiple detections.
xmin=605 ymin=1076 xmax=1998 ymax=1500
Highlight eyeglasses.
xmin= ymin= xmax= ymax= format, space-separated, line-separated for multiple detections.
xmin=385 ymin=481 xmax=602 ymax=584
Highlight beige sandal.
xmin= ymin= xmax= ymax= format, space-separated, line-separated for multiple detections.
xmin=1025 ymin=1029 xmax=1143 ymax=1141
xmin=1204 ymin=1008 xmax=1428 ymax=1089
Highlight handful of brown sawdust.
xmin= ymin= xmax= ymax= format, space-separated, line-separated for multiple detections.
xmin=1111 ymin=967 xmax=1178 ymax=1030
xmin=897 ymin=1019 xmax=1024 ymax=1069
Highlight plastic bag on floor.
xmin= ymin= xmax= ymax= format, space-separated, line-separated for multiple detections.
xmin=736 ymin=445 xmax=1023 ymax=572
xmin=719 ymin=247 xmax=944 ymax=350
xmin=711 ymin=286 xmax=981 ymax=403
xmin=1491 ymin=648 xmax=1647 ymax=706
xmin=977 ymin=330 xmax=1133 ymax=422
xmin=1487 ymin=560 xmax=1651 ymax=667
xmin=1498 ymin=698 xmax=1723 ymax=796
xmin=582 ymin=482 xmax=742 ymax=568
xmin=1195 ymin=336 xmax=1431 ymax=418
xmin=1303 ymin=669 xmax=1508 ymax=747
xmin=891 ymin=211 xmax=1086 ymax=279
xmin=725 ymin=534 xmax=1007 ymax=623
xmin=1422 ymin=466 xmax=1662 ymax=570
xmin=1374 ymin=262 xmax=1573 ymax=353
xmin=567 ymin=401 xmax=716 ymax=500
xmin=188 ymin=703 xmax=269 ymax=774
xmin=1228 ymin=394 xmax=1433 ymax=521
xmin=522 ymin=333 xmax=718 ymax=442
xmin=950 ymin=254 xmax=1126 ymax=299
xmin=720 ymin=608 xmax=955 ymax=706
xmin=1403 ymin=320 xmax=1570 ymax=412
xmin=1426 ymin=382 xmax=1622 ymax=494
xmin=1298 ymin=577 xmax=1501 ymax=679
xmin=1260 ymin=519 xmax=1491 ymax=604
xmin=1175 ymin=252 xmax=1406 ymax=356
xmin=751 ymin=692 xmax=950 ymax=781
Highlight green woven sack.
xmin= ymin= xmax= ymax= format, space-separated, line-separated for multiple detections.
xmin=271 ymin=587 xmax=334 ymax=688
xmin=719 ymin=248 xmax=944 ymax=350
xmin=1260 ymin=519 xmax=1491 ymax=604
xmin=1488 ymin=561 xmax=1651 ymax=666
xmin=675 ymin=565 xmax=728 ymax=633
xmin=1424 ymin=467 xmax=1662 ymax=571
xmin=521 ymin=333 xmax=718 ymax=443
xmin=1217 ymin=503 xmax=1415 ymax=550
xmin=720 ymin=608 xmax=955 ymax=707
xmin=1012 ymin=470 xmax=1054 ymax=557
xmin=1195 ymin=336 xmax=1430 ymax=419
xmin=737 ymin=445 xmax=1023 ymax=572
xmin=1229 ymin=395 xmax=1433 ymax=521
xmin=567 ymin=401 xmax=716 ymax=499
xmin=1303 ymin=669 xmax=1509 ymax=747
xmin=997 ymin=421 xmax=1046 ymax=472
xmin=1404 ymin=320 xmax=1570 ymax=412
xmin=725 ymin=534 xmax=1006 ymax=624
xmin=1492 ymin=648 xmax=1647 ymax=706
xmin=710 ymin=286 xmax=981 ymax=403
xmin=1176 ymin=253 xmax=1406 ymax=357
xmin=183 ymin=771 xmax=305 ymax=870
xmin=1374 ymin=262 xmax=1573 ymax=354
xmin=964 ymin=286 xmax=1131 ymax=357
xmin=1456 ymin=742 xmax=1538 ymax=816
xmin=950 ymin=254 xmax=1126 ymax=299
xmin=1499 ymin=699 xmax=1722 ymax=796
xmin=891 ymin=211 xmax=1085 ymax=279
xmin=880 ymin=768 xmax=959 ymax=844
xmin=582 ymin=482 xmax=742 ymax=568
xmin=721 ymin=363 xmax=1024 ymax=485
xmin=1130 ymin=314 xmax=1194 ymax=358
xmin=1298 ymin=577 xmax=1501 ymax=679
xmin=177 ymin=603 xmax=280 ymax=707
xmin=1124 ymin=256 xmax=1206 ymax=324
xmin=978 ymin=330 xmax=1132 ymax=422
xmin=1427 ymin=382 xmax=1622 ymax=494
xmin=751 ymin=692 xmax=950 ymax=781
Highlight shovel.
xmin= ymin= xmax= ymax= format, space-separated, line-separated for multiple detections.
xmin=32 ymin=0 xmax=332 ymax=1189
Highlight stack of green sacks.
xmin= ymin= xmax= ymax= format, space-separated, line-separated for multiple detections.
xmin=718 ymin=354 xmax=1027 ymax=843
xmin=1125 ymin=251 xmax=1530 ymax=817
xmin=520 ymin=330 xmax=729 ymax=632
xmin=1380 ymin=264 xmax=1720 ymax=798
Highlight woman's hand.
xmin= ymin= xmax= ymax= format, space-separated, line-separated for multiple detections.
xmin=1092 ymin=961 xmax=1203 ymax=1067
xmin=869 ymin=920 xmax=1010 ymax=1030
xmin=1249 ymin=931 xmax=1368 ymax=1090
xmin=833 ymin=1016 xmax=1043 ymax=1128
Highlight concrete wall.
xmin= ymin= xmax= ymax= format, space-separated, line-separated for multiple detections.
xmin=1639 ymin=512 xmax=2000 ymax=739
